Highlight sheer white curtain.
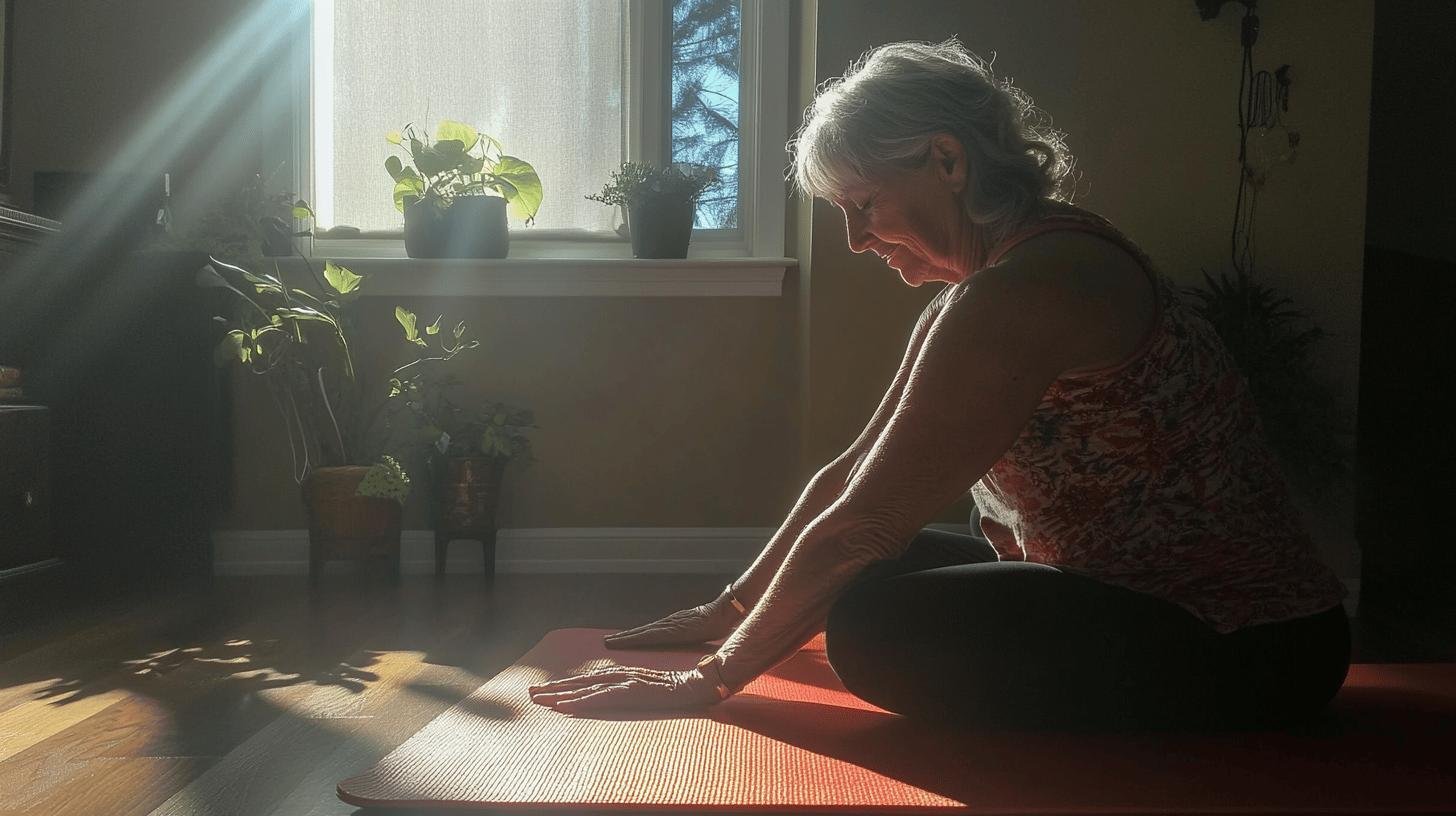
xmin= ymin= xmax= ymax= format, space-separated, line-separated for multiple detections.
xmin=320 ymin=0 xmax=625 ymax=233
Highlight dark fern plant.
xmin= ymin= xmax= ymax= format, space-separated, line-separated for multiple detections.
xmin=1184 ymin=268 xmax=1344 ymax=494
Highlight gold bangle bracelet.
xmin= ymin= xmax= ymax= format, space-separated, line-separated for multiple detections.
xmin=695 ymin=653 xmax=732 ymax=700
xmin=724 ymin=582 xmax=748 ymax=616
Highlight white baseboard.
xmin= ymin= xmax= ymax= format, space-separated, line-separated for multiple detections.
xmin=211 ymin=528 xmax=775 ymax=576
xmin=211 ymin=527 xmax=1363 ymax=615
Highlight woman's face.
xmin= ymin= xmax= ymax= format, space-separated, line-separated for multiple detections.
xmin=831 ymin=134 xmax=983 ymax=287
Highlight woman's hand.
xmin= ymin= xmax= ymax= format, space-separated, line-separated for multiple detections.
xmin=602 ymin=583 xmax=746 ymax=649
xmin=527 ymin=665 xmax=720 ymax=714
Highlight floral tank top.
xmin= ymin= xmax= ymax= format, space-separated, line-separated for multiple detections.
xmin=967 ymin=206 xmax=1348 ymax=634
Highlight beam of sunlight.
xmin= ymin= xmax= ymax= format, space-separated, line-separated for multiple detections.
xmin=0 ymin=0 xmax=310 ymax=316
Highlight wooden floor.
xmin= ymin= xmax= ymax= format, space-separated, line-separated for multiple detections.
xmin=0 ymin=567 xmax=1452 ymax=816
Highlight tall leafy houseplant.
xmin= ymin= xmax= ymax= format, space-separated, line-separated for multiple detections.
xmin=384 ymin=120 xmax=543 ymax=258
xmin=1185 ymin=269 xmax=1342 ymax=492
xmin=202 ymin=224 xmax=481 ymax=579
xmin=586 ymin=161 xmax=718 ymax=258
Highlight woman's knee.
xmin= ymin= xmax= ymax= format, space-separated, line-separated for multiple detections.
xmin=1215 ymin=605 xmax=1353 ymax=728
xmin=824 ymin=577 xmax=923 ymax=708
xmin=824 ymin=575 xmax=888 ymax=677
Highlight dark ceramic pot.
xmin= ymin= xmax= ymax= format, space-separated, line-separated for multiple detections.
xmin=259 ymin=216 xmax=296 ymax=257
xmin=430 ymin=455 xmax=507 ymax=577
xmin=301 ymin=465 xmax=402 ymax=583
xmin=404 ymin=195 xmax=509 ymax=259
xmin=626 ymin=195 xmax=695 ymax=259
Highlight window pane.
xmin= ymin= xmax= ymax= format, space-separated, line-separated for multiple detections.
xmin=321 ymin=0 xmax=625 ymax=233
xmin=670 ymin=0 xmax=740 ymax=230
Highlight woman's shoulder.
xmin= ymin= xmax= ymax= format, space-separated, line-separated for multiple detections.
xmin=966 ymin=204 xmax=1160 ymax=374
xmin=981 ymin=202 xmax=1125 ymax=266
xmin=982 ymin=216 xmax=1148 ymax=296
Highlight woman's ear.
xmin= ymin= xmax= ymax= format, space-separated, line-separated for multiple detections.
xmin=929 ymin=133 xmax=968 ymax=194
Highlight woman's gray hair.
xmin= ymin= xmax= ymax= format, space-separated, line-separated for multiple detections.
xmin=789 ymin=38 xmax=1078 ymax=247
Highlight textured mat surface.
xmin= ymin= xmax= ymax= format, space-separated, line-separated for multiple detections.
xmin=338 ymin=627 xmax=1456 ymax=813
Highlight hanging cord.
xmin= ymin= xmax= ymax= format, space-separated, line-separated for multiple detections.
xmin=1230 ymin=1 xmax=1285 ymax=277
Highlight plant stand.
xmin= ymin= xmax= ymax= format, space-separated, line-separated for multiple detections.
xmin=434 ymin=527 xmax=498 ymax=579
xmin=431 ymin=455 xmax=505 ymax=578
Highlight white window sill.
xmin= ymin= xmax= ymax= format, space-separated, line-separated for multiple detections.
xmin=312 ymin=256 xmax=797 ymax=297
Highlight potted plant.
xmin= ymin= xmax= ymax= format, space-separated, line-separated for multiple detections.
xmin=201 ymin=208 xmax=482 ymax=580
xmin=385 ymin=120 xmax=543 ymax=259
xmin=586 ymin=161 xmax=719 ymax=258
xmin=177 ymin=164 xmax=311 ymax=259
xmin=388 ymin=367 xmax=537 ymax=576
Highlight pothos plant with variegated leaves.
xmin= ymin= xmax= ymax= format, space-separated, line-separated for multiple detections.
xmin=201 ymin=208 xmax=481 ymax=502
xmin=385 ymin=119 xmax=543 ymax=225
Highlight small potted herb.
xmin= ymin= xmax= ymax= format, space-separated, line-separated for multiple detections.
xmin=385 ymin=120 xmax=543 ymax=259
xmin=388 ymin=369 xmax=537 ymax=576
xmin=586 ymin=161 xmax=719 ymax=258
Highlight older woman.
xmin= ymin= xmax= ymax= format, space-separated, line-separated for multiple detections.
xmin=529 ymin=39 xmax=1350 ymax=731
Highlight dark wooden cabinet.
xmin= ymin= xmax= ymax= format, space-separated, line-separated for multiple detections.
xmin=1 ymin=208 xmax=231 ymax=586
xmin=0 ymin=405 xmax=54 ymax=573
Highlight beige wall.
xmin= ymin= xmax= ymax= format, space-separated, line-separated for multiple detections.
xmin=805 ymin=0 xmax=1373 ymax=572
xmin=220 ymin=294 xmax=801 ymax=531
xmin=11 ymin=1 xmax=1373 ymax=576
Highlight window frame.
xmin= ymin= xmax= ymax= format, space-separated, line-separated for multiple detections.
xmin=289 ymin=0 xmax=787 ymax=261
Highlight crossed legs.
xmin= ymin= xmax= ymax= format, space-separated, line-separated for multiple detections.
xmin=824 ymin=526 xmax=1351 ymax=732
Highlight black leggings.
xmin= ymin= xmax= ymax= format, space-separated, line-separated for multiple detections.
xmin=823 ymin=522 xmax=1352 ymax=733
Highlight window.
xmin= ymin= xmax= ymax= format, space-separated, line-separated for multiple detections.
xmin=671 ymin=0 xmax=740 ymax=229
xmin=301 ymin=0 xmax=786 ymax=259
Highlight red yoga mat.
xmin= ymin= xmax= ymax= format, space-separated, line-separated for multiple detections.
xmin=338 ymin=627 xmax=1456 ymax=813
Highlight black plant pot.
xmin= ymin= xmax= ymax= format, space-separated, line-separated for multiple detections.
xmin=626 ymin=196 xmax=695 ymax=259
xmin=404 ymin=195 xmax=510 ymax=259
xmin=403 ymin=200 xmax=447 ymax=258
xmin=259 ymin=216 xmax=295 ymax=257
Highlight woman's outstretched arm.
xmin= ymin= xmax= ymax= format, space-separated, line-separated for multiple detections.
xmin=729 ymin=285 xmax=956 ymax=608
xmin=598 ymin=288 xmax=956 ymax=652
xmin=712 ymin=267 xmax=1080 ymax=693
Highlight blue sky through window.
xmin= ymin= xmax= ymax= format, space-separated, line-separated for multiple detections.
xmin=670 ymin=0 xmax=740 ymax=230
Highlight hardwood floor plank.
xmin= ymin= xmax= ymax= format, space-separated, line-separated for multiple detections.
xmin=0 ymin=590 xmax=213 ymax=716
xmin=140 ymin=576 xmax=504 ymax=815
xmin=0 ymin=686 xmax=132 ymax=763
xmin=11 ymin=757 xmax=210 ymax=816
xmin=144 ymin=646 xmax=464 ymax=815
xmin=259 ymin=661 xmax=487 ymax=816
xmin=0 ymin=576 xmax=412 ymax=813
xmin=0 ymin=577 xmax=296 ymax=717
